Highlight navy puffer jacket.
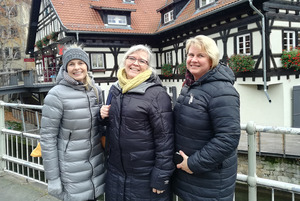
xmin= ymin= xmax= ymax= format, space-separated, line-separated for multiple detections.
xmin=104 ymin=73 xmax=175 ymax=201
xmin=172 ymin=63 xmax=240 ymax=201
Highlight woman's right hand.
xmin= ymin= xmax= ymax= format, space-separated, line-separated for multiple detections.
xmin=176 ymin=150 xmax=193 ymax=174
xmin=100 ymin=105 xmax=111 ymax=119
xmin=48 ymin=177 xmax=63 ymax=198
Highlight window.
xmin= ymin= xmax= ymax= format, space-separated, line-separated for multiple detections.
xmin=0 ymin=27 xmax=19 ymax=38
xmin=298 ymin=31 xmax=300 ymax=47
xmin=123 ymin=0 xmax=134 ymax=3
xmin=2 ymin=5 xmax=18 ymax=18
xmin=283 ymin=30 xmax=296 ymax=50
xmin=3 ymin=47 xmax=21 ymax=60
xmin=199 ymin=0 xmax=215 ymax=8
xmin=166 ymin=52 xmax=172 ymax=64
xmin=237 ymin=34 xmax=251 ymax=55
xmin=164 ymin=10 xmax=174 ymax=24
xmin=13 ymin=47 xmax=21 ymax=59
xmin=107 ymin=15 xmax=127 ymax=25
xmin=91 ymin=53 xmax=105 ymax=69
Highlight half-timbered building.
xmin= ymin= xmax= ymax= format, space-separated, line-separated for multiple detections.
xmin=26 ymin=0 xmax=300 ymax=127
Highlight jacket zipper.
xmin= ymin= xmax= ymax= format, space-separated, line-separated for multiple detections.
xmin=65 ymin=131 xmax=72 ymax=152
xmin=87 ymin=91 xmax=96 ymax=199
xmin=119 ymin=93 xmax=127 ymax=200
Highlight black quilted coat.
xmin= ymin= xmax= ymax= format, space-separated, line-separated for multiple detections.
xmin=104 ymin=73 xmax=175 ymax=201
xmin=172 ymin=63 xmax=241 ymax=201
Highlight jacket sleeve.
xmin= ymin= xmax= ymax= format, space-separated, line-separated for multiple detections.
xmin=188 ymin=86 xmax=241 ymax=174
xmin=40 ymin=89 xmax=63 ymax=181
xmin=149 ymin=90 xmax=175 ymax=190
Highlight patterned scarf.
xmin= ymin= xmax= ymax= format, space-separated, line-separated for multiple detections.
xmin=184 ymin=69 xmax=195 ymax=86
xmin=117 ymin=68 xmax=152 ymax=93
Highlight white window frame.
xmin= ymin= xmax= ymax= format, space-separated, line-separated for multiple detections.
xmin=283 ymin=30 xmax=296 ymax=51
xmin=164 ymin=10 xmax=174 ymax=24
xmin=123 ymin=0 xmax=134 ymax=3
xmin=199 ymin=0 xmax=215 ymax=8
xmin=91 ymin=53 xmax=105 ymax=69
xmin=237 ymin=34 xmax=251 ymax=55
xmin=107 ymin=15 xmax=127 ymax=25
xmin=166 ymin=52 xmax=172 ymax=64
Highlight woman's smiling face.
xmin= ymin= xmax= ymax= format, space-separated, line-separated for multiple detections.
xmin=67 ymin=59 xmax=88 ymax=82
xmin=186 ymin=45 xmax=212 ymax=81
xmin=124 ymin=50 xmax=149 ymax=79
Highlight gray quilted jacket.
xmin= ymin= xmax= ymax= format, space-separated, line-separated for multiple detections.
xmin=40 ymin=69 xmax=106 ymax=201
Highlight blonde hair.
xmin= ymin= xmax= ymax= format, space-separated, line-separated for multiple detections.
xmin=186 ymin=35 xmax=220 ymax=68
xmin=84 ymin=75 xmax=100 ymax=104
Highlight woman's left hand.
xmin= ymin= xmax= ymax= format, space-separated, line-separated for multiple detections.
xmin=152 ymin=188 xmax=165 ymax=194
xmin=176 ymin=150 xmax=193 ymax=174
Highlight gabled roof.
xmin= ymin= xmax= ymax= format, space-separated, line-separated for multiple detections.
xmin=50 ymin=0 xmax=241 ymax=34
xmin=157 ymin=0 xmax=242 ymax=32
xmin=26 ymin=0 xmax=246 ymax=54
xmin=51 ymin=0 xmax=166 ymax=34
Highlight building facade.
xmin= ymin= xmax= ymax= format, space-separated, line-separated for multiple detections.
xmin=26 ymin=0 xmax=300 ymax=127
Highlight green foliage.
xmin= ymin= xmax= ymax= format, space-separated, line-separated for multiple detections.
xmin=42 ymin=36 xmax=50 ymax=46
xmin=281 ymin=47 xmax=300 ymax=71
xmin=177 ymin=62 xmax=186 ymax=74
xmin=227 ymin=54 xmax=255 ymax=73
xmin=35 ymin=40 xmax=43 ymax=50
xmin=49 ymin=32 xmax=58 ymax=41
xmin=5 ymin=121 xmax=22 ymax=131
xmin=161 ymin=63 xmax=173 ymax=77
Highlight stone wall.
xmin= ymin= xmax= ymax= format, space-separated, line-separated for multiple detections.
xmin=238 ymin=154 xmax=300 ymax=185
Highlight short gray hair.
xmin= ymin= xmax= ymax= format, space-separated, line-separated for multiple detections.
xmin=120 ymin=44 xmax=155 ymax=72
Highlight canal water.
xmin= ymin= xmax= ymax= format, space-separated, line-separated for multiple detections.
xmin=171 ymin=182 xmax=300 ymax=201
xmin=235 ymin=182 xmax=300 ymax=201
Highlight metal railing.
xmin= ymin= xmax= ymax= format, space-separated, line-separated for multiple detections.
xmin=0 ymin=69 xmax=57 ymax=88
xmin=0 ymin=102 xmax=45 ymax=184
xmin=1 ymin=101 xmax=300 ymax=200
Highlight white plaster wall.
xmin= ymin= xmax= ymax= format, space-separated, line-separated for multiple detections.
xmin=234 ymin=75 xmax=299 ymax=127
xmin=217 ymin=39 xmax=224 ymax=58
xmin=252 ymin=31 xmax=262 ymax=56
xmin=272 ymin=20 xmax=289 ymax=27
xmin=270 ymin=30 xmax=282 ymax=54
xmin=291 ymin=21 xmax=300 ymax=27
xmin=227 ymin=37 xmax=235 ymax=57
xmin=234 ymin=82 xmax=284 ymax=127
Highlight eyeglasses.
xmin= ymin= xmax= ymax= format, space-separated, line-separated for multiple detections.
xmin=126 ymin=56 xmax=149 ymax=66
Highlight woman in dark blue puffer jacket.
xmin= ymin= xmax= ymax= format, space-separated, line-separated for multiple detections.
xmin=172 ymin=35 xmax=241 ymax=201
xmin=100 ymin=44 xmax=175 ymax=201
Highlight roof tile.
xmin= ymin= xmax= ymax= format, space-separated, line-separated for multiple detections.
xmin=51 ymin=0 xmax=239 ymax=34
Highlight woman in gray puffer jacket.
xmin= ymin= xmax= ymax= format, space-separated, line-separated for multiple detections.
xmin=40 ymin=45 xmax=106 ymax=201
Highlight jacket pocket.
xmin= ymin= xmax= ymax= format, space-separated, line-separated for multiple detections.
xmin=64 ymin=131 xmax=72 ymax=152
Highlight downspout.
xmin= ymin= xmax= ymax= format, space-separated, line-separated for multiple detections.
xmin=76 ymin=31 xmax=79 ymax=42
xmin=249 ymin=0 xmax=272 ymax=103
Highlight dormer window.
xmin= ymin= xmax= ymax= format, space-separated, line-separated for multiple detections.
xmin=123 ymin=0 xmax=134 ymax=3
xmin=91 ymin=6 xmax=136 ymax=28
xmin=199 ymin=0 xmax=215 ymax=8
xmin=164 ymin=10 xmax=173 ymax=24
xmin=108 ymin=15 xmax=127 ymax=25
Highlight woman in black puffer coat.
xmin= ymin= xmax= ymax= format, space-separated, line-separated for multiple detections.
xmin=172 ymin=35 xmax=241 ymax=201
xmin=100 ymin=44 xmax=175 ymax=201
